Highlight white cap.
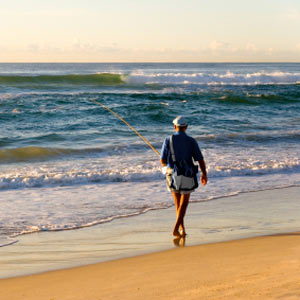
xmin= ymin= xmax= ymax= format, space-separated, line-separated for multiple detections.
xmin=172 ymin=115 xmax=188 ymax=127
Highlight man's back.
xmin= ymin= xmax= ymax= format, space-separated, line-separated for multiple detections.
xmin=161 ymin=131 xmax=203 ymax=168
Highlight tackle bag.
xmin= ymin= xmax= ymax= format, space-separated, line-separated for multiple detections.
xmin=168 ymin=135 xmax=198 ymax=191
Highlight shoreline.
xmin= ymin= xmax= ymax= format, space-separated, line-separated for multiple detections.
xmin=1 ymin=186 xmax=300 ymax=279
xmin=4 ymin=183 xmax=299 ymax=243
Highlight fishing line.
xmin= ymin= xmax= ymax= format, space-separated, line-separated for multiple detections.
xmin=90 ymin=99 xmax=160 ymax=157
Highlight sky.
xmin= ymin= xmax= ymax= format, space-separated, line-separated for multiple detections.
xmin=0 ymin=0 xmax=300 ymax=62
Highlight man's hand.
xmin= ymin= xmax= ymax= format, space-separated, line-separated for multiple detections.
xmin=198 ymin=159 xmax=207 ymax=186
xmin=201 ymin=173 xmax=207 ymax=186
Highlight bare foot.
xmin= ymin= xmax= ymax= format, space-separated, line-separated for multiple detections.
xmin=172 ymin=229 xmax=181 ymax=237
xmin=179 ymin=226 xmax=186 ymax=237
xmin=179 ymin=229 xmax=187 ymax=237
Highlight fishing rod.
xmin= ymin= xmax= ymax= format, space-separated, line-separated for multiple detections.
xmin=90 ymin=99 xmax=161 ymax=158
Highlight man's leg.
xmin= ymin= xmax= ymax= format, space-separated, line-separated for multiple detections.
xmin=172 ymin=192 xmax=181 ymax=214
xmin=172 ymin=192 xmax=184 ymax=236
xmin=172 ymin=193 xmax=190 ymax=236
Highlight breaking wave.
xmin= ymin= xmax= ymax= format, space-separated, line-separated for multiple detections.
xmin=1 ymin=158 xmax=299 ymax=190
xmin=127 ymin=71 xmax=300 ymax=86
xmin=1 ymin=71 xmax=300 ymax=88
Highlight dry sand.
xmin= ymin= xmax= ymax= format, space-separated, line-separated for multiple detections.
xmin=1 ymin=233 xmax=300 ymax=300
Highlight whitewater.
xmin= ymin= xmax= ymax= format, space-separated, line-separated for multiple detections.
xmin=0 ymin=63 xmax=300 ymax=247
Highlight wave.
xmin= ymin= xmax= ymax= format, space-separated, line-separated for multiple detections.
xmin=0 ymin=146 xmax=106 ymax=163
xmin=0 ymin=73 xmax=124 ymax=87
xmin=8 ymin=208 xmax=160 ymax=240
xmin=1 ymin=71 xmax=300 ymax=88
xmin=0 ymin=142 xmax=162 ymax=163
xmin=1 ymin=158 xmax=299 ymax=191
xmin=127 ymin=71 xmax=300 ymax=86
xmin=0 ymin=237 xmax=18 ymax=248
xmin=1 ymin=129 xmax=300 ymax=164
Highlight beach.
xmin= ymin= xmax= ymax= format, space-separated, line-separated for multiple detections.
xmin=1 ymin=0 xmax=300 ymax=293
xmin=1 ymin=187 xmax=300 ymax=299
xmin=1 ymin=62 xmax=300 ymax=298
xmin=1 ymin=63 xmax=300 ymax=249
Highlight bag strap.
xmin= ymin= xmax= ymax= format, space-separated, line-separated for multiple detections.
xmin=169 ymin=135 xmax=177 ymax=163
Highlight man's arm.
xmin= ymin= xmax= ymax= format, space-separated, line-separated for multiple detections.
xmin=160 ymin=137 xmax=169 ymax=168
xmin=198 ymin=159 xmax=207 ymax=186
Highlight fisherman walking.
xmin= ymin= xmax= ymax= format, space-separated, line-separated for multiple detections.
xmin=160 ymin=116 xmax=207 ymax=237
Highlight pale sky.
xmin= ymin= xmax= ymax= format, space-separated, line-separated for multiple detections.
xmin=0 ymin=0 xmax=300 ymax=62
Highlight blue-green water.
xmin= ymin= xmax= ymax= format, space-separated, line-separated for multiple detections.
xmin=0 ymin=63 xmax=300 ymax=247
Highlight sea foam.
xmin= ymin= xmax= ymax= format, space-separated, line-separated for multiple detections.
xmin=127 ymin=71 xmax=300 ymax=85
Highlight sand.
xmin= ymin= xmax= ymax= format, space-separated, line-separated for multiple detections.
xmin=1 ymin=233 xmax=300 ymax=300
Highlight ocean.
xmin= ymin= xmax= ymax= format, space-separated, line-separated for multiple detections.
xmin=1 ymin=63 xmax=300 ymax=248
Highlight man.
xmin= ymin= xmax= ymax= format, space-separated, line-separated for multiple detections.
xmin=160 ymin=116 xmax=207 ymax=237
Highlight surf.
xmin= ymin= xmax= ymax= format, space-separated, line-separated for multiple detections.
xmin=127 ymin=71 xmax=300 ymax=86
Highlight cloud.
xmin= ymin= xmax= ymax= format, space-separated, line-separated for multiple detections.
xmin=72 ymin=39 xmax=98 ymax=52
xmin=208 ymin=41 xmax=245 ymax=54
xmin=26 ymin=43 xmax=64 ymax=54
xmin=71 ymin=39 xmax=122 ymax=54
xmin=245 ymin=43 xmax=257 ymax=52
xmin=209 ymin=40 xmax=229 ymax=51
xmin=296 ymin=43 xmax=300 ymax=51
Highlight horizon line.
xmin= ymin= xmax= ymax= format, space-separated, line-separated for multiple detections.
xmin=0 ymin=61 xmax=300 ymax=64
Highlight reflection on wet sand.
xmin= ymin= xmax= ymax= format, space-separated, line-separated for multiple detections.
xmin=173 ymin=236 xmax=185 ymax=247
